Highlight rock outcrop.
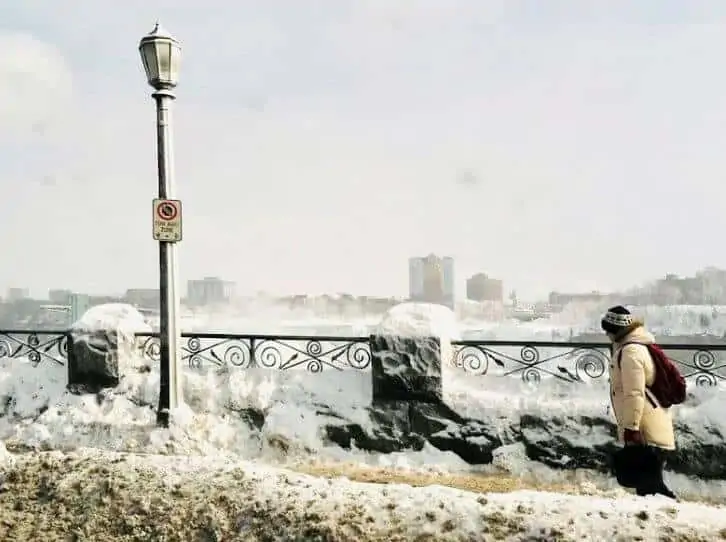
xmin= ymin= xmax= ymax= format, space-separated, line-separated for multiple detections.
xmin=319 ymin=403 xmax=726 ymax=480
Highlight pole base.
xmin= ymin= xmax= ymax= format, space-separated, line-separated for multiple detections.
xmin=156 ymin=408 xmax=170 ymax=427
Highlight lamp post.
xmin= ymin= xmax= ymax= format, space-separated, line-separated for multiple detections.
xmin=139 ymin=22 xmax=183 ymax=427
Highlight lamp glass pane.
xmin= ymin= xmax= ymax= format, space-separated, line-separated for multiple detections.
xmin=167 ymin=43 xmax=181 ymax=84
xmin=141 ymin=42 xmax=159 ymax=82
xmin=157 ymin=42 xmax=171 ymax=81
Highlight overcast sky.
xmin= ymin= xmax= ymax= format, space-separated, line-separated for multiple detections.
xmin=3 ymin=1 xmax=726 ymax=300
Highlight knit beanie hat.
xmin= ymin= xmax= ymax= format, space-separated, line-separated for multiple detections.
xmin=601 ymin=305 xmax=633 ymax=334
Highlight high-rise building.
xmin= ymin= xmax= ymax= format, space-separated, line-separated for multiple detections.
xmin=187 ymin=277 xmax=236 ymax=307
xmin=408 ymin=254 xmax=455 ymax=309
xmin=466 ymin=273 xmax=504 ymax=303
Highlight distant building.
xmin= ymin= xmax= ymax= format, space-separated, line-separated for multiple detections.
xmin=621 ymin=267 xmax=726 ymax=305
xmin=466 ymin=273 xmax=504 ymax=303
xmin=548 ymin=291 xmax=607 ymax=307
xmin=48 ymin=289 xmax=73 ymax=304
xmin=408 ymin=254 xmax=455 ymax=309
xmin=696 ymin=267 xmax=726 ymax=304
xmin=6 ymin=288 xmax=29 ymax=302
xmin=187 ymin=277 xmax=235 ymax=306
xmin=124 ymin=288 xmax=160 ymax=309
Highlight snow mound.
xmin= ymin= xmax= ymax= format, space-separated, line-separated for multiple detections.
xmin=377 ymin=302 xmax=460 ymax=340
xmin=376 ymin=302 xmax=460 ymax=368
xmin=71 ymin=303 xmax=152 ymax=336
xmin=2 ymin=351 xmax=726 ymax=501
xmin=0 ymin=449 xmax=724 ymax=541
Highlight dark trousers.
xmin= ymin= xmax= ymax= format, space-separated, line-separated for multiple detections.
xmin=613 ymin=445 xmax=677 ymax=499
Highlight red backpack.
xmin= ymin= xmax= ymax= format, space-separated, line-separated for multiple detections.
xmin=618 ymin=342 xmax=687 ymax=408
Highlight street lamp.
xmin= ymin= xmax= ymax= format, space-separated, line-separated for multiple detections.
xmin=139 ymin=22 xmax=183 ymax=427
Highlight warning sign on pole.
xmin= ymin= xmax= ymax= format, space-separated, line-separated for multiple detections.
xmin=152 ymin=198 xmax=182 ymax=242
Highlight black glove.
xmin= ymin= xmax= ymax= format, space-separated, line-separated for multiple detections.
xmin=624 ymin=428 xmax=645 ymax=446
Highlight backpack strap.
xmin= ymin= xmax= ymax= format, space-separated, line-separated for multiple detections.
xmin=616 ymin=341 xmax=660 ymax=409
xmin=616 ymin=341 xmax=636 ymax=369
xmin=616 ymin=341 xmax=644 ymax=369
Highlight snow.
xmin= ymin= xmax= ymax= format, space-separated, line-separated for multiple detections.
xmin=3 ymin=448 xmax=724 ymax=541
xmin=69 ymin=303 xmax=152 ymax=363
xmin=160 ymin=455 xmax=725 ymax=541
xmin=168 ymin=300 xmax=726 ymax=343
xmin=2 ymin=343 xmax=726 ymax=501
xmin=71 ymin=302 xmax=151 ymax=335
xmin=377 ymin=302 xmax=460 ymax=340
xmin=2 ymin=301 xmax=726 ymax=538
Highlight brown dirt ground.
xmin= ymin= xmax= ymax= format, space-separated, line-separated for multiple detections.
xmin=293 ymin=462 xmax=587 ymax=496
xmin=290 ymin=461 xmax=726 ymax=506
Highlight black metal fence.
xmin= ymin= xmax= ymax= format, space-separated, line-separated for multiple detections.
xmin=1 ymin=330 xmax=725 ymax=387
xmin=136 ymin=333 xmax=372 ymax=372
xmin=0 ymin=330 xmax=68 ymax=367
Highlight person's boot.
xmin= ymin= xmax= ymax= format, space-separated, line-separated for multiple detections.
xmin=656 ymin=484 xmax=677 ymax=500
xmin=636 ymin=483 xmax=677 ymax=499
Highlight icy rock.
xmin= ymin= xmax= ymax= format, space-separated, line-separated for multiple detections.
xmin=371 ymin=303 xmax=459 ymax=404
xmin=668 ymin=422 xmax=726 ymax=480
xmin=409 ymin=402 xmax=503 ymax=464
xmin=518 ymin=414 xmax=619 ymax=471
xmin=68 ymin=303 xmax=151 ymax=393
xmin=369 ymin=335 xmax=443 ymax=403
xmin=324 ymin=401 xmax=502 ymax=464
xmin=348 ymin=303 xmax=502 ymax=463
xmin=376 ymin=302 xmax=459 ymax=366
xmin=324 ymin=401 xmax=426 ymax=454
xmin=323 ymin=404 xmax=726 ymax=479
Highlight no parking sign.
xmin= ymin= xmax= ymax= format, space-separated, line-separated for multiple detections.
xmin=152 ymin=198 xmax=182 ymax=242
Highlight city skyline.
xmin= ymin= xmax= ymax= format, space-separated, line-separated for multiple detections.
xmin=4 ymin=262 xmax=724 ymax=307
xmin=3 ymin=3 xmax=726 ymax=299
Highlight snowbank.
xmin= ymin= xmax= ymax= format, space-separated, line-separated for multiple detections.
xmin=0 ymin=449 xmax=724 ymax=541
xmin=1 ymin=351 xmax=726 ymax=501
xmin=3 ymin=302 xmax=726 ymax=513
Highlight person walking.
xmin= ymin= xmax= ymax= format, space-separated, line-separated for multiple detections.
xmin=602 ymin=305 xmax=678 ymax=499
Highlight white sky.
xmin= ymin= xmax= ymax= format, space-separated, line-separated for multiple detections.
xmin=2 ymin=1 xmax=726 ymax=300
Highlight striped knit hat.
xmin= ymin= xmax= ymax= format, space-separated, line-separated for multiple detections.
xmin=601 ymin=305 xmax=633 ymax=334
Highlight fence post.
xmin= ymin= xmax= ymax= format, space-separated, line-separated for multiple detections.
xmin=65 ymin=331 xmax=75 ymax=388
xmin=369 ymin=334 xmax=443 ymax=404
xmin=66 ymin=326 xmax=138 ymax=394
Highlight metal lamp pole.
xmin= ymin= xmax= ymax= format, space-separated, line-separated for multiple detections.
xmin=139 ymin=23 xmax=184 ymax=427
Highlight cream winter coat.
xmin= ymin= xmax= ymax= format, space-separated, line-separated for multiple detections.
xmin=609 ymin=325 xmax=676 ymax=450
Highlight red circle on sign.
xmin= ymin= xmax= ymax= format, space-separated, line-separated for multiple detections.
xmin=157 ymin=201 xmax=178 ymax=221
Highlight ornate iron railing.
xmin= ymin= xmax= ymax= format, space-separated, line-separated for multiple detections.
xmin=136 ymin=333 xmax=372 ymax=372
xmin=450 ymin=340 xmax=726 ymax=386
xmin=0 ymin=330 xmax=68 ymax=366
xmin=0 ymin=329 xmax=724 ymax=387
